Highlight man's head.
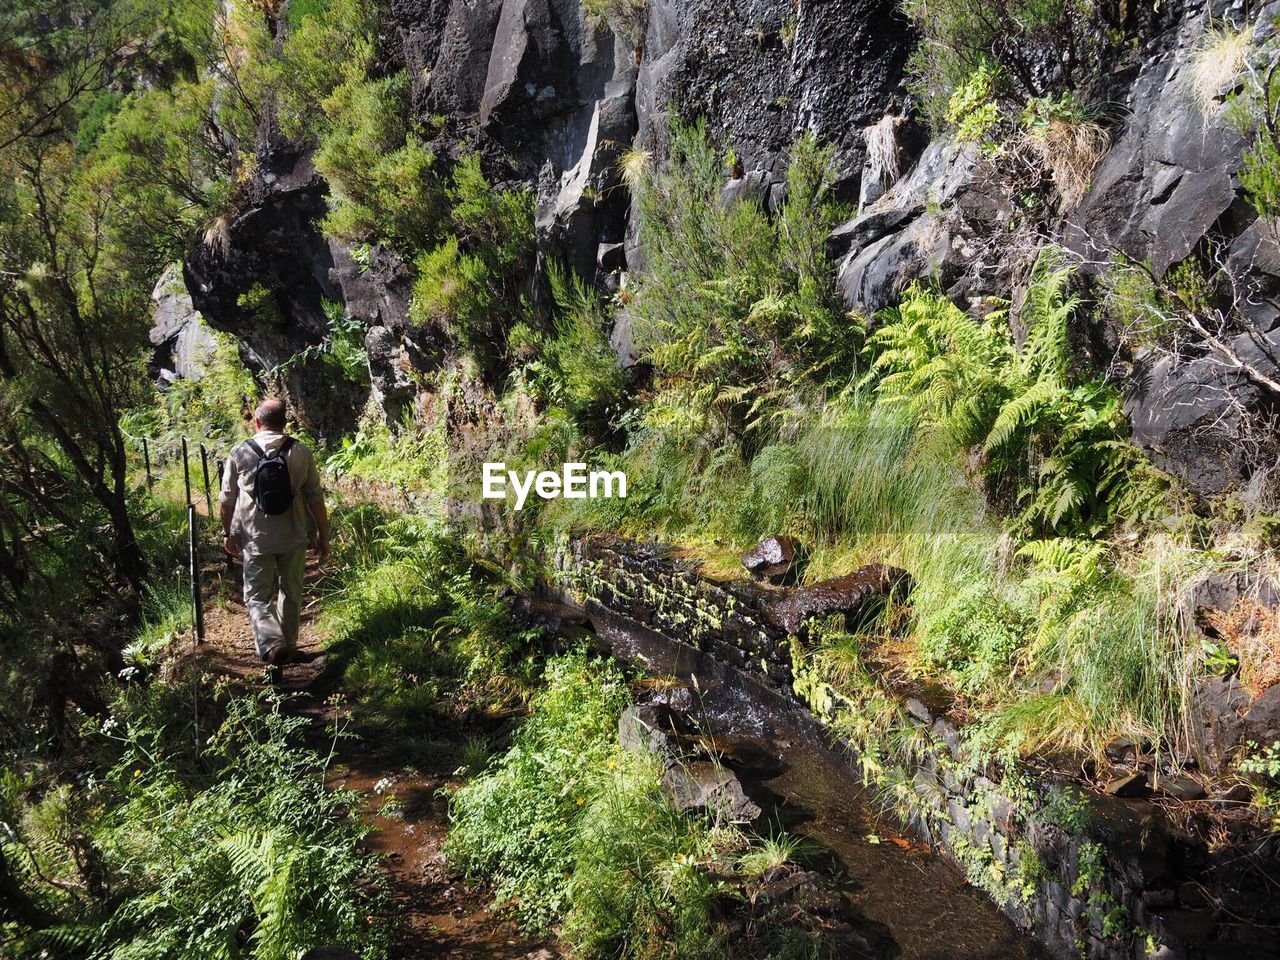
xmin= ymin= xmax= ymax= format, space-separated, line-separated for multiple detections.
xmin=254 ymin=398 xmax=287 ymax=432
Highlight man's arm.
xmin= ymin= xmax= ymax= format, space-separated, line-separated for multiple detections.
xmin=219 ymin=451 xmax=241 ymax=557
xmin=301 ymin=452 xmax=330 ymax=564
xmin=309 ymin=498 xmax=331 ymax=565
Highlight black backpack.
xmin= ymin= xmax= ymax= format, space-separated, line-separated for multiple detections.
xmin=244 ymin=437 xmax=295 ymax=516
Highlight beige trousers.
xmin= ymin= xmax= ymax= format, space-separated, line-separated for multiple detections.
xmin=242 ymin=549 xmax=306 ymax=661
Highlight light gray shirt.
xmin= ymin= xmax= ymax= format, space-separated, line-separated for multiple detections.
xmin=219 ymin=430 xmax=323 ymax=555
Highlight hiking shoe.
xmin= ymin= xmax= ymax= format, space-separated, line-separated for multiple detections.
xmin=264 ymin=644 xmax=290 ymax=666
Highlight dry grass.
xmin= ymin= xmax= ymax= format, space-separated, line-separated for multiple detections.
xmin=1027 ymin=118 xmax=1110 ymax=209
xmin=863 ymin=114 xmax=903 ymax=186
xmin=202 ymin=215 xmax=231 ymax=257
xmin=1204 ymin=598 xmax=1280 ymax=696
xmin=1187 ymin=24 xmax=1251 ymax=115
xmin=618 ymin=145 xmax=651 ymax=190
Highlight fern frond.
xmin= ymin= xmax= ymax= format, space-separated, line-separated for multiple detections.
xmin=984 ymin=378 xmax=1059 ymax=453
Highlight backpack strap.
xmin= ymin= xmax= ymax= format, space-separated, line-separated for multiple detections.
xmin=245 ymin=438 xmax=292 ymax=460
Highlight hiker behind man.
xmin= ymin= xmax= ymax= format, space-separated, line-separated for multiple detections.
xmin=219 ymin=399 xmax=331 ymax=667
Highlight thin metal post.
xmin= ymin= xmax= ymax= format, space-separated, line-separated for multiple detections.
xmin=199 ymin=443 xmax=213 ymax=515
xmin=188 ymin=504 xmax=202 ymax=757
xmin=181 ymin=436 xmax=192 ymax=506
xmin=142 ymin=438 xmax=153 ymax=489
xmin=188 ymin=503 xmax=205 ymax=644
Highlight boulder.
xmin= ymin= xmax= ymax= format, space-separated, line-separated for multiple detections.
xmin=1244 ymin=683 xmax=1280 ymax=744
xmin=1190 ymin=675 xmax=1253 ymax=775
xmin=1124 ymin=336 xmax=1280 ymax=496
xmin=618 ymin=703 xmax=679 ymax=765
xmin=1159 ymin=776 xmax=1207 ymax=802
xmin=768 ymin=564 xmax=912 ymax=635
xmin=620 ymin=698 xmax=760 ymax=822
xmin=661 ymin=760 xmax=761 ymax=823
xmin=741 ymin=535 xmax=806 ymax=586
xmin=1194 ymin=567 xmax=1280 ymax=623
xmin=1103 ymin=772 xmax=1151 ymax=798
xmin=148 ymin=264 xmax=217 ymax=382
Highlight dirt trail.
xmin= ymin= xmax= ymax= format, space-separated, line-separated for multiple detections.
xmin=189 ymin=558 xmax=553 ymax=960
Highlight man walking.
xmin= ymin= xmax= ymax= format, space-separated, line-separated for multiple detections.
xmin=219 ymin=399 xmax=331 ymax=667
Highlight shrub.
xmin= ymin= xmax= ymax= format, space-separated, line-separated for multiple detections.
xmin=322 ymin=405 xmax=449 ymax=493
xmin=904 ymin=0 xmax=1105 ymax=127
xmin=272 ymin=0 xmax=382 ymax=137
xmin=946 ymin=63 xmax=1003 ymax=145
xmin=89 ymin=77 xmax=244 ymax=283
xmin=865 ymin=253 xmax=1165 ymax=538
xmin=2 ymin=691 xmax=388 ymax=959
xmin=919 ymin=583 xmax=1031 ymax=695
xmin=409 ymin=157 xmax=535 ymax=366
xmin=315 ymin=73 xmax=443 ymax=255
xmin=268 ymin=300 xmax=369 ymax=386
xmin=446 ymin=654 xmax=634 ymax=929
xmin=631 ymin=121 xmax=852 ymax=445
xmin=510 ymin=262 xmax=625 ymax=434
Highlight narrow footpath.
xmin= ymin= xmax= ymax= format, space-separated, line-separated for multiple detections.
xmin=186 ymin=557 xmax=555 ymax=960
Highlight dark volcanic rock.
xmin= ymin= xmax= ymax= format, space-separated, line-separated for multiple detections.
xmin=620 ymin=701 xmax=761 ymax=822
xmin=1103 ymin=772 xmax=1151 ymax=798
xmin=768 ymin=564 xmax=912 ymax=635
xmin=1066 ymin=12 xmax=1280 ymax=495
xmin=1159 ymin=776 xmax=1207 ymax=802
xmin=834 ymin=140 xmax=981 ymax=315
xmin=184 ymin=147 xmax=368 ymax=437
xmin=618 ymin=703 xmax=680 ymax=764
xmin=636 ymin=0 xmax=914 ymax=190
xmin=1065 ymin=14 xmax=1248 ymax=278
xmin=662 ymin=760 xmax=762 ymax=823
xmin=148 ymin=265 xmax=216 ymax=383
xmin=1244 ymin=683 xmax=1280 ymax=744
xmin=1124 ymin=338 xmax=1280 ymax=496
xmin=741 ymin=535 xmax=806 ymax=586
xmin=1194 ymin=566 xmax=1280 ymax=622
xmin=1190 ymin=675 xmax=1253 ymax=775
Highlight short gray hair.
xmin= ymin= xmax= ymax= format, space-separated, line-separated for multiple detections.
xmin=254 ymin=398 xmax=286 ymax=431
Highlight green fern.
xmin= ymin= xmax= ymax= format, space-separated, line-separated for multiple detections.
xmin=866 ymin=251 xmax=1166 ymax=538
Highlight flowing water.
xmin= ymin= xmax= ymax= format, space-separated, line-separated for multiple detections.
xmin=579 ymin=604 xmax=1049 ymax=960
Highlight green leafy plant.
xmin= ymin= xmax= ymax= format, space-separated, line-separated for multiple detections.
xmin=409 ymin=156 xmax=535 ymax=371
xmin=866 ymin=253 xmax=1164 ymax=537
xmin=267 ymin=300 xmax=369 ymax=385
xmin=2 ymin=690 xmax=388 ymax=959
xmin=945 ymin=63 xmax=1003 ymax=145
xmin=630 ymin=121 xmax=853 ymax=444
xmin=508 ymin=261 xmax=625 ymax=435
xmin=903 ymin=0 xmax=1107 ymax=128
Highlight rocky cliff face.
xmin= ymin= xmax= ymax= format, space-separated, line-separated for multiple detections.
xmin=181 ymin=0 xmax=1280 ymax=493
